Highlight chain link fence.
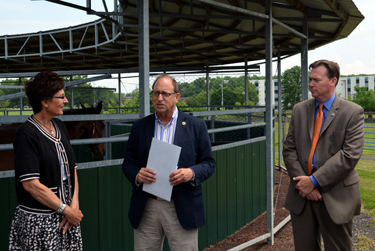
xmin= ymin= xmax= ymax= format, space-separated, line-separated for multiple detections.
xmin=1 ymin=71 xmax=267 ymax=142
xmin=149 ymin=72 xmax=265 ymax=144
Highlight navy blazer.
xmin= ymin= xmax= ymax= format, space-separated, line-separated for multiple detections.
xmin=122 ymin=109 xmax=215 ymax=230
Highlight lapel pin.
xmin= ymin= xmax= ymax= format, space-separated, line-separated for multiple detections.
xmin=330 ymin=113 xmax=335 ymax=117
xmin=182 ymin=122 xmax=186 ymax=125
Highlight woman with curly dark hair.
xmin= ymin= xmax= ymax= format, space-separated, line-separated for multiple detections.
xmin=9 ymin=71 xmax=83 ymax=250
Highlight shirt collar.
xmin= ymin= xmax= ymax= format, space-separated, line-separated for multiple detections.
xmin=155 ymin=106 xmax=179 ymax=125
xmin=316 ymin=92 xmax=335 ymax=111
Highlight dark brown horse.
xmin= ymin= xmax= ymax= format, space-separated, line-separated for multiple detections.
xmin=0 ymin=102 xmax=105 ymax=171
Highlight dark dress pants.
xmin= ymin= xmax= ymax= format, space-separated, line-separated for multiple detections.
xmin=291 ymin=199 xmax=353 ymax=251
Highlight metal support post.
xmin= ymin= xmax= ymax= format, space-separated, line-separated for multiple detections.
xmin=301 ymin=20 xmax=309 ymax=101
xmin=245 ymin=56 xmax=251 ymax=139
xmin=137 ymin=0 xmax=150 ymax=118
xmin=221 ymin=79 xmax=224 ymax=107
xmin=265 ymin=0 xmax=274 ymax=245
xmin=70 ymin=76 xmax=74 ymax=109
xmin=104 ymin=121 xmax=111 ymax=160
xmin=245 ymin=56 xmax=249 ymax=107
xmin=277 ymin=48 xmax=283 ymax=168
xmin=19 ymin=78 xmax=23 ymax=115
xmin=206 ymin=63 xmax=210 ymax=114
xmin=211 ymin=114 xmax=215 ymax=143
xmin=206 ymin=64 xmax=214 ymax=142
xmin=118 ymin=73 xmax=122 ymax=114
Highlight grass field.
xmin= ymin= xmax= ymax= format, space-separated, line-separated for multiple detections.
xmin=0 ymin=110 xmax=33 ymax=116
xmin=357 ymin=160 xmax=375 ymax=217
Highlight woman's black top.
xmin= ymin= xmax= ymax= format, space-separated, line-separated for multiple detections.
xmin=13 ymin=117 xmax=77 ymax=214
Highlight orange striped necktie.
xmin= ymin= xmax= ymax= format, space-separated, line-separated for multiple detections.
xmin=308 ymin=103 xmax=324 ymax=175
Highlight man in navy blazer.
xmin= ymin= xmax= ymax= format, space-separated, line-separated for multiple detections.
xmin=122 ymin=74 xmax=215 ymax=250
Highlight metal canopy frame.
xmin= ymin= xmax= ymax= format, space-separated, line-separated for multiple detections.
xmin=0 ymin=0 xmax=363 ymax=73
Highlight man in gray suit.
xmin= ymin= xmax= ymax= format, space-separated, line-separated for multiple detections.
xmin=283 ymin=60 xmax=364 ymax=250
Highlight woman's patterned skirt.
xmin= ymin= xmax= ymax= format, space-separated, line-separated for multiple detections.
xmin=8 ymin=181 xmax=83 ymax=250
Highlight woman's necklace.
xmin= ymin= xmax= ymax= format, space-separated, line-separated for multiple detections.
xmin=33 ymin=115 xmax=54 ymax=135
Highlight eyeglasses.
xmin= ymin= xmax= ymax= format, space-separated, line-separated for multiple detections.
xmin=152 ymin=91 xmax=177 ymax=98
xmin=52 ymin=96 xmax=67 ymax=99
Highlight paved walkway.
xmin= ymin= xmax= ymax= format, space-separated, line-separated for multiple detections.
xmin=360 ymin=155 xmax=375 ymax=161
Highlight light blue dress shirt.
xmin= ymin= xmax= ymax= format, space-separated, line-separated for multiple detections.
xmin=310 ymin=93 xmax=336 ymax=187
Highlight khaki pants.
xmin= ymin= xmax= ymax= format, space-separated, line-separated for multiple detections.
xmin=134 ymin=198 xmax=198 ymax=251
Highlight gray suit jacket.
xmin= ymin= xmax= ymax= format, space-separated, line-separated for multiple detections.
xmin=283 ymin=94 xmax=364 ymax=224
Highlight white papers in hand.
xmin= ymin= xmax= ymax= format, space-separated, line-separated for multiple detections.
xmin=143 ymin=138 xmax=181 ymax=201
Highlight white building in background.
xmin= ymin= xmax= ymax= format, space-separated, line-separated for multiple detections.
xmin=252 ymin=75 xmax=375 ymax=106
xmin=252 ymin=79 xmax=312 ymax=106
xmin=337 ymin=76 xmax=375 ymax=99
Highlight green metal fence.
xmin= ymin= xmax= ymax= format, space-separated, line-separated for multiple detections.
xmin=0 ymin=138 xmax=266 ymax=251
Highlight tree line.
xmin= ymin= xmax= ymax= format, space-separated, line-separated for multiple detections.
xmin=281 ymin=66 xmax=375 ymax=112
xmin=0 ymin=76 xmax=119 ymax=111
xmin=1 ymin=69 xmax=374 ymax=113
xmin=111 ymin=75 xmax=259 ymax=114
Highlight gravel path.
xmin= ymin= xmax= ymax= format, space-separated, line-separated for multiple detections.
xmin=360 ymin=156 xmax=375 ymax=161
xmin=353 ymin=212 xmax=375 ymax=250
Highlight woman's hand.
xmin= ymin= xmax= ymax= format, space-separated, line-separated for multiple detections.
xmin=59 ymin=205 xmax=83 ymax=234
xmin=60 ymin=168 xmax=82 ymax=234
xmin=22 ymin=170 xmax=83 ymax=234
xmin=63 ymin=205 xmax=83 ymax=226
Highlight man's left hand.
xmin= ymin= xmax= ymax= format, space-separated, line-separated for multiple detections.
xmin=306 ymin=188 xmax=323 ymax=201
xmin=294 ymin=176 xmax=315 ymax=197
xmin=169 ymin=168 xmax=194 ymax=186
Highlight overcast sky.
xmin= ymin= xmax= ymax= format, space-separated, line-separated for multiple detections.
xmin=1 ymin=0 xmax=374 ymax=92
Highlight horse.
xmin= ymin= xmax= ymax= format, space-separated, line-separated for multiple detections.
xmin=0 ymin=101 xmax=105 ymax=171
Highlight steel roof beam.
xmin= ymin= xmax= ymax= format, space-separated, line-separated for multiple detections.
xmin=67 ymin=87 xmax=116 ymax=91
xmin=0 ymin=64 xmax=260 ymax=79
xmin=1 ymin=58 xmax=50 ymax=72
xmin=276 ymin=17 xmax=344 ymax=23
xmin=0 ymin=86 xmax=24 ymax=89
xmin=1 ymin=19 xmax=121 ymax=60
xmin=323 ymin=0 xmax=349 ymax=21
xmin=41 ymin=55 xmax=103 ymax=69
xmin=198 ymin=0 xmax=306 ymax=39
xmin=98 ymin=12 xmax=346 ymax=24
xmin=0 ymin=74 xmax=111 ymax=102
xmin=45 ymin=0 xmax=92 ymax=12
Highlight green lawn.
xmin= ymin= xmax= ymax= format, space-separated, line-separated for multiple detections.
xmin=357 ymin=160 xmax=375 ymax=217
xmin=356 ymin=158 xmax=375 ymax=250
xmin=0 ymin=110 xmax=33 ymax=116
